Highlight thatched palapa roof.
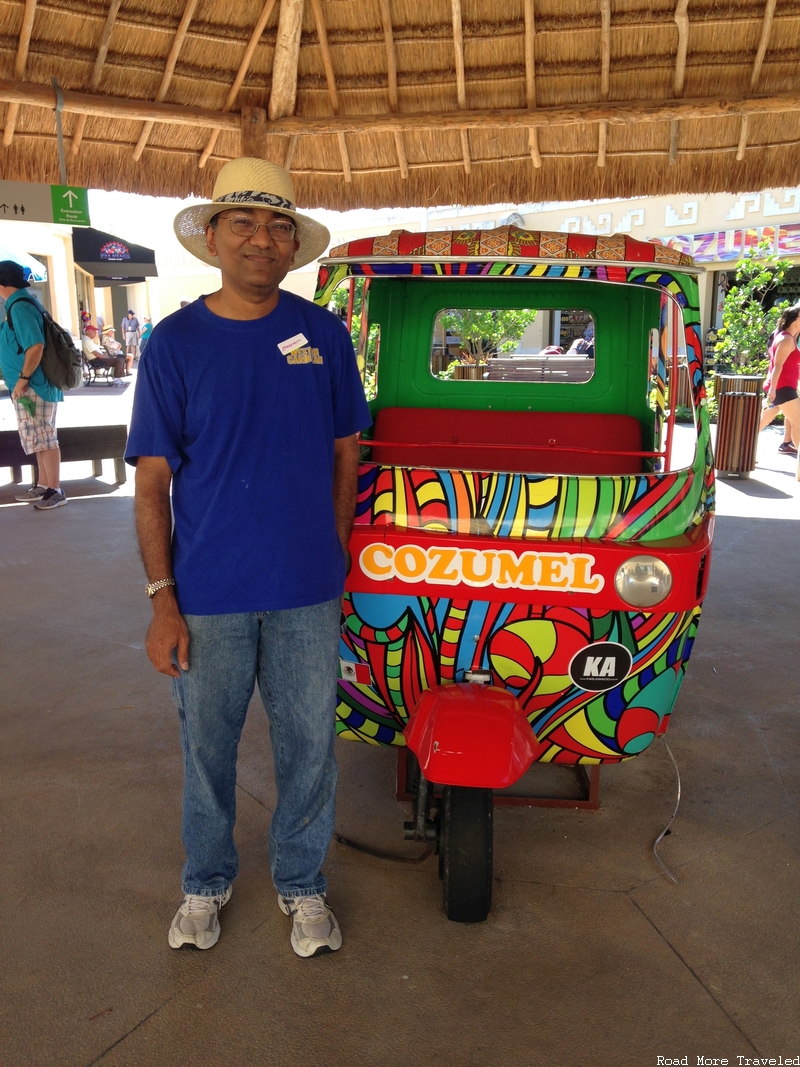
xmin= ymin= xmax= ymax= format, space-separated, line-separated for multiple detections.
xmin=1 ymin=0 xmax=799 ymax=210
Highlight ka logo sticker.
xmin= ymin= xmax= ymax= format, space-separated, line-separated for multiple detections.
xmin=568 ymin=642 xmax=633 ymax=692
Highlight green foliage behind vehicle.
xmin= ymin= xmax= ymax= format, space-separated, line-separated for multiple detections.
xmin=714 ymin=238 xmax=791 ymax=376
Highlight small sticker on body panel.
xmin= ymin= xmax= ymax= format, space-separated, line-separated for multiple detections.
xmin=568 ymin=642 xmax=633 ymax=691
xmin=340 ymin=659 xmax=372 ymax=685
xmin=278 ymin=332 xmax=308 ymax=355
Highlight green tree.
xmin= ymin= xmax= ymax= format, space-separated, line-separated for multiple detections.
xmin=439 ymin=308 xmax=538 ymax=363
xmin=714 ymin=239 xmax=791 ymax=375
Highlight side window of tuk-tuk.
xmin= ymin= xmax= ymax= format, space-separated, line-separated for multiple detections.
xmin=328 ymin=277 xmax=379 ymax=400
xmin=648 ymin=293 xmax=698 ymax=471
xmin=431 ymin=307 xmax=595 ymax=383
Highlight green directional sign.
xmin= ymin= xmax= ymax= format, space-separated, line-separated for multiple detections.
xmin=50 ymin=185 xmax=91 ymax=225
xmin=0 ymin=180 xmax=91 ymax=225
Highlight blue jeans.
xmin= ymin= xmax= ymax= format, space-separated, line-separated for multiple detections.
xmin=171 ymin=598 xmax=341 ymax=900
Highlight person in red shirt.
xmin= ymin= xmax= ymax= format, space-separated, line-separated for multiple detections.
xmin=759 ymin=306 xmax=800 ymax=456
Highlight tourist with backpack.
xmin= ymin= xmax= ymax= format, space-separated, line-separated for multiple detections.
xmin=0 ymin=260 xmax=67 ymax=509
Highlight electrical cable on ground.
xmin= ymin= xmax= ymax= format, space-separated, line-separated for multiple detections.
xmin=653 ymin=734 xmax=681 ymax=884
xmin=333 ymin=832 xmax=433 ymax=864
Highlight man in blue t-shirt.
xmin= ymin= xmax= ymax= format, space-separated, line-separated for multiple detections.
xmin=126 ymin=158 xmax=371 ymax=958
xmin=0 ymin=260 xmax=67 ymax=509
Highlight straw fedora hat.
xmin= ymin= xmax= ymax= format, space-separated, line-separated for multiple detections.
xmin=174 ymin=158 xmax=330 ymax=271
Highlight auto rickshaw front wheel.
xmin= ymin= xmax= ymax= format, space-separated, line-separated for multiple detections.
xmin=439 ymin=785 xmax=493 ymax=923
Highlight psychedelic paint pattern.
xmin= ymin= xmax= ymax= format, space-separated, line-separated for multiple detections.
xmin=338 ymin=593 xmax=700 ymax=762
xmin=354 ymin=461 xmax=713 ymax=544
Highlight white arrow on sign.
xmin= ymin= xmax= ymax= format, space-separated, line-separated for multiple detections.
xmin=62 ymin=189 xmax=79 ymax=206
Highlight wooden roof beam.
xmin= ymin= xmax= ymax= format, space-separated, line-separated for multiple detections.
xmin=199 ymin=0 xmax=278 ymax=168
xmin=269 ymin=0 xmax=304 ymax=121
xmin=523 ymin=0 xmax=541 ymax=169
xmin=3 ymin=0 xmax=37 ymax=147
xmin=451 ymin=0 xmax=470 ymax=175
xmin=597 ymin=0 xmax=611 ymax=168
xmin=4 ymin=79 xmax=800 ymax=134
xmin=309 ymin=0 xmax=351 ymax=182
xmin=133 ymin=0 xmax=200 ymax=162
xmin=669 ymin=0 xmax=689 ymax=165
xmin=737 ymin=0 xmax=778 ymax=161
xmin=72 ymin=0 xmax=122 ymax=156
xmin=378 ymin=0 xmax=408 ymax=179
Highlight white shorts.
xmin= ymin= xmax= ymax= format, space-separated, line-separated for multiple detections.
xmin=14 ymin=395 xmax=58 ymax=454
xmin=125 ymin=331 xmax=138 ymax=350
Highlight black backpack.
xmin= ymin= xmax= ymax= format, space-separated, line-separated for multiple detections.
xmin=6 ymin=295 xmax=83 ymax=391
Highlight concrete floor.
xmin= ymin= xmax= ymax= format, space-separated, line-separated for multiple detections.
xmin=1 ymin=397 xmax=799 ymax=1067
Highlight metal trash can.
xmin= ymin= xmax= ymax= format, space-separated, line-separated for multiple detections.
xmin=713 ymin=375 xmax=765 ymax=477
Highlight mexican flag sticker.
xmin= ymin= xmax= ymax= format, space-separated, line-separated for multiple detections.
xmin=339 ymin=659 xmax=372 ymax=685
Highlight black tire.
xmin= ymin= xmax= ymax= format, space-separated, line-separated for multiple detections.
xmin=441 ymin=785 xmax=493 ymax=923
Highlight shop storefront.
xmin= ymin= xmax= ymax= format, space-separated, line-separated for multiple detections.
xmin=71 ymin=227 xmax=157 ymax=333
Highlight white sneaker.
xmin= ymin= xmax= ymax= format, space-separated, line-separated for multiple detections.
xmin=278 ymin=893 xmax=342 ymax=958
xmin=168 ymin=887 xmax=232 ymax=950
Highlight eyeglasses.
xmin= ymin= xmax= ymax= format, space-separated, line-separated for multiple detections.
xmin=221 ymin=215 xmax=297 ymax=242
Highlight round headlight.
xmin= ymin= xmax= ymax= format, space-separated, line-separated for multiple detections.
xmin=614 ymin=556 xmax=673 ymax=607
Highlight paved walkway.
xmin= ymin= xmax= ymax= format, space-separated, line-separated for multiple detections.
xmin=1 ymin=402 xmax=798 ymax=1067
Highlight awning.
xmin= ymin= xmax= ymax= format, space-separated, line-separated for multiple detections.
xmin=0 ymin=244 xmax=48 ymax=282
xmin=72 ymin=227 xmax=157 ymax=284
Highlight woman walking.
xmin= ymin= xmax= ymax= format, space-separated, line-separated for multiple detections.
xmin=760 ymin=306 xmax=800 ymax=456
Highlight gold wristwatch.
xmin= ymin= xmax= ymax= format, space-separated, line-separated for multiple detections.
xmin=146 ymin=578 xmax=176 ymax=598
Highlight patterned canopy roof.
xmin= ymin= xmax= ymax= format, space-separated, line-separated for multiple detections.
xmin=327 ymin=226 xmax=696 ymax=268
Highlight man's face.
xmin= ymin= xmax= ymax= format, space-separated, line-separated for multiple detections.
xmin=205 ymin=208 xmax=299 ymax=299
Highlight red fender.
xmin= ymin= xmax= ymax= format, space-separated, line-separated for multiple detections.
xmin=404 ymin=683 xmax=547 ymax=789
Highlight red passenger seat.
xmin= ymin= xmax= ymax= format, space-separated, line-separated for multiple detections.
xmin=370 ymin=407 xmax=644 ymax=475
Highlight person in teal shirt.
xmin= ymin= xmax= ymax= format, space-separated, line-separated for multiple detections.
xmin=139 ymin=315 xmax=153 ymax=355
xmin=0 ymin=260 xmax=67 ymax=508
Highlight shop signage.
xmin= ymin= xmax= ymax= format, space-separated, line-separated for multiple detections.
xmin=653 ymin=223 xmax=800 ymax=263
xmin=0 ymin=180 xmax=90 ymax=226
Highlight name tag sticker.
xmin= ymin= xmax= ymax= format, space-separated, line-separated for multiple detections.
xmin=278 ymin=333 xmax=308 ymax=355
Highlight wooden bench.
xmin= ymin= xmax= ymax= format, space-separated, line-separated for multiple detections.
xmin=369 ymin=407 xmax=644 ymax=475
xmin=0 ymin=424 xmax=129 ymax=484
xmin=484 ymin=356 xmax=594 ymax=383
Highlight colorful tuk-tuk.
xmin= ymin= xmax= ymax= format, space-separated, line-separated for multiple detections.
xmin=315 ymin=226 xmax=713 ymax=922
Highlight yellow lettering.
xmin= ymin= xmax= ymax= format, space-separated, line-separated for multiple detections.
xmin=394 ymin=545 xmax=428 ymax=581
xmin=460 ymin=550 xmax=497 ymax=586
xmin=495 ymin=550 xmax=537 ymax=588
xmin=427 ymin=546 xmax=460 ymax=583
xmin=360 ymin=543 xmax=394 ymax=578
xmin=570 ymin=554 xmax=604 ymax=593
xmin=537 ymin=553 xmax=571 ymax=589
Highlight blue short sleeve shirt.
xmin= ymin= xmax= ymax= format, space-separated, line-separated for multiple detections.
xmin=125 ymin=292 xmax=372 ymax=615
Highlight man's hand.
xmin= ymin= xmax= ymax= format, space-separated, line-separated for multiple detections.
xmin=11 ymin=378 xmax=29 ymax=400
xmin=146 ymin=594 xmax=189 ymax=677
xmin=134 ymin=456 xmax=187 ymax=677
